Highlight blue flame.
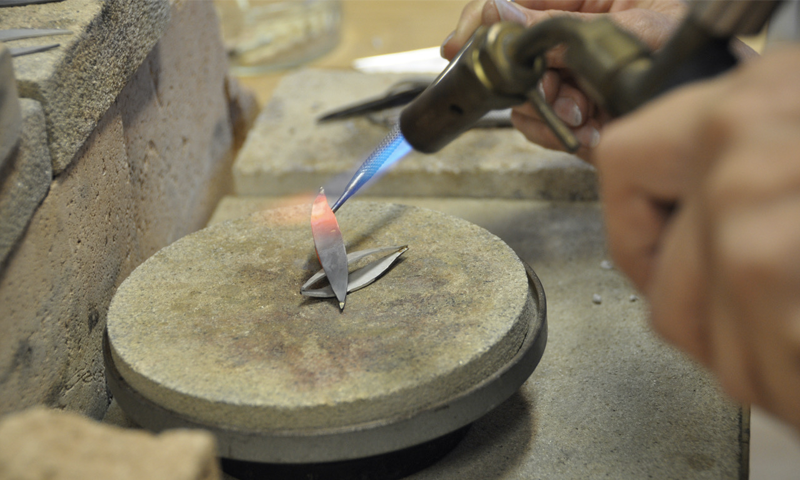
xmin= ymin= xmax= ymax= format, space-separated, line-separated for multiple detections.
xmin=331 ymin=125 xmax=413 ymax=212
xmin=379 ymin=132 xmax=413 ymax=172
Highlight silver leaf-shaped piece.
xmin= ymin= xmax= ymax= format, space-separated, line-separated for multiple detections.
xmin=300 ymin=245 xmax=408 ymax=298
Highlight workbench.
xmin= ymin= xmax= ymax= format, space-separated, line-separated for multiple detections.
xmin=211 ymin=1 xmax=747 ymax=477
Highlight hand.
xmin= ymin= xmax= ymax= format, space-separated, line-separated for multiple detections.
xmin=441 ymin=1 xmax=707 ymax=159
xmin=594 ymin=46 xmax=800 ymax=429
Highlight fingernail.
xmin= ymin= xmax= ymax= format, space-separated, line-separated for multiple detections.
xmin=554 ymin=97 xmax=582 ymax=127
xmin=587 ymin=127 xmax=601 ymax=148
xmin=494 ymin=0 xmax=526 ymax=24
xmin=537 ymin=81 xmax=546 ymax=100
xmin=441 ymin=31 xmax=454 ymax=58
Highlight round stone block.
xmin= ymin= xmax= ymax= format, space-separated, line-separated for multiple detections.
xmin=107 ymin=202 xmax=535 ymax=434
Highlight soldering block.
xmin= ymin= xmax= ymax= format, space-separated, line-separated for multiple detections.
xmin=1 ymin=0 xmax=170 ymax=174
xmin=233 ymin=69 xmax=598 ymax=201
xmin=107 ymin=202 xmax=533 ymax=433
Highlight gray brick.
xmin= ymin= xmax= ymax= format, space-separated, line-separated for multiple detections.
xmin=233 ymin=69 xmax=597 ymax=201
xmin=0 ymin=99 xmax=52 ymax=266
xmin=2 ymin=0 xmax=170 ymax=174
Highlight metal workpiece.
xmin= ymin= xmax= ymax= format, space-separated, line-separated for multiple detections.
xmin=310 ymin=188 xmax=349 ymax=309
xmin=301 ymin=245 xmax=409 ymax=298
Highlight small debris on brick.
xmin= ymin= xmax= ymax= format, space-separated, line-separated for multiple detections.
xmin=592 ymin=294 xmax=602 ymax=304
xmin=630 ymin=294 xmax=639 ymax=302
xmin=600 ymin=260 xmax=613 ymax=270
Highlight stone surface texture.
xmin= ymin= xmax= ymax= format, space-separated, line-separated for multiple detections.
xmin=0 ymin=45 xmax=20 ymax=172
xmin=0 ymin=99 xmax=52 ymax=266
xmin=108 ymin=203 xmax=532 ymax=430
xmin=101 ymin=398 xmax=139 ymax=429
xmin=233 ymin=69 xmax=597 ymax=201
xmin=0 ymin=407 xmax=220 ymax=480
xmin=210 ymin=196 xmax=746 ymax=479
xmin=0 ymin=0 xmax=239 ymax=420
xmin=1 ymin=0 xmax=170 ymax=174
xmin=224 ymin=75 xmax=261 ymax=151
xmin=115 ymin=0 xmax=235 ymax=261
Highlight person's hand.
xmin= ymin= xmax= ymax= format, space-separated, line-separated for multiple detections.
xmin=441 ymin=1 xmax=688 ymax=158
xmin=594 ymin=46 xmax=800 ymax=429
xmin=441 ymin=1 xmax=709 ymax=159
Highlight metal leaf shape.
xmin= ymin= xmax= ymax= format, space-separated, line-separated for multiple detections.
xmin=310 ymin=188 xmax=348 ymax=309
xmin=300 ymin=245 xmax=409 ymax=298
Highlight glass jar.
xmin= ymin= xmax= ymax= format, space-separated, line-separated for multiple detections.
xmin=215 ymin=0 xmax=342 ymax=75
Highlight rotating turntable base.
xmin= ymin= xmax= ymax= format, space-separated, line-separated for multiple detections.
xmin=105 ymin=202 xmax=546 ymax=463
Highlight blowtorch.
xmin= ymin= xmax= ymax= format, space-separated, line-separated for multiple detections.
xmin=330 ymin=0 xmax=780 ymax=213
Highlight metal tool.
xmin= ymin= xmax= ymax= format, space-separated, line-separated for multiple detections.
xmin=310 ymin=188 xmax=349 ymax=310
xmin=9 ymin=44 xmax=59 ymax=56
xmin=326 ymin=1 xmax=779 ymax=213
xmin=0 ymin=0 xmax=65 ymax=5
xmin=0 ymin=28 xmax=71 ymax=42
xmin=0 ymin=28 xmax=71 ymax=57
xmin=318 ymin=80 xmax=429 ymax=122
xmin=398 ymin=0 xmax=780 ymax=154
xmin=319 ymin=78 xmax=514 ymax=129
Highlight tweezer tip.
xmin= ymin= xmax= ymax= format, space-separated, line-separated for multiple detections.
xmin=339 ymin=301 xmax=346 ymax=311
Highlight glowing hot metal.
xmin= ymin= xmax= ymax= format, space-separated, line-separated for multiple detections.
xmin=310 ymin=188 xmax=349 ymax=310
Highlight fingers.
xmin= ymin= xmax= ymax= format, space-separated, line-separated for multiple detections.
xmin=511 ymin=72 xmax=601 ymax=157
xmin=647 ymin=199 xmax=711 ymax=366
xmin=440 ymin=0 xmax=587 ymax=61
xmin=441 ymin=0 xmax=489 ymax=60
xmin=702 ymin=121 xmax=800 ymax=422
xmin=511 ymin=109 xmax=601 ymax=161
xmin=610 ymin=48 xmax=800 ymax=429
xmin=521 ymin=75 xmax=591 ymax=128
xmin=593 ymin=80 xmax=716 ymax=289
xmin=516 ymin=0 xmax=615 ymax=13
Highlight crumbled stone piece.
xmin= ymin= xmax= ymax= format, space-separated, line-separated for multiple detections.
xmin=592 ymin=293 xmax=602 ymax=304
xmin=0 ymin=408 xmax=220 ymax=480
xmin=600 ymin=260 xmax=613 ymax=270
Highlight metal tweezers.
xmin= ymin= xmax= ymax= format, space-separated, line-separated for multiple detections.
xmin=0 ymin=28 xmax=71 ymax=57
